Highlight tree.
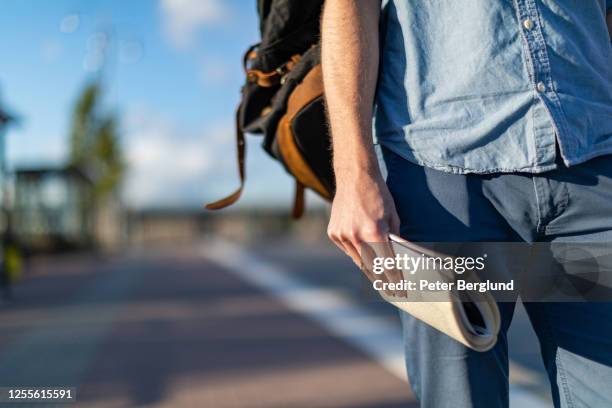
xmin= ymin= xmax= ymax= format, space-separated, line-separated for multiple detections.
xmin=69 ymin=81 xmax=124 ymax=198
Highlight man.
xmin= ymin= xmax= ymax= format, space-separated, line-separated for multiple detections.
xmin=322 ymin=1 xmax=612 ymax=407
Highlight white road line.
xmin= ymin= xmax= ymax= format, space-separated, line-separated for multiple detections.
xmin=203 ymin=240 xmax=550 ymax=408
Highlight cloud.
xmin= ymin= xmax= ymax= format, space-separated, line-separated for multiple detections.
xmin=122 ymin=106 xmax=296 ymax=209
xmin=159 ymin=0 xmax=228 ymax=48
xmin=123 ymin=107 xmax=223 ymax=207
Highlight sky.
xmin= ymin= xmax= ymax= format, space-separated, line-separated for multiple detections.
xmin=0 ymin=0 xmax=312 ymax=209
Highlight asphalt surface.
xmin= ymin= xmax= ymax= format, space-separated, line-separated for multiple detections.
xmin=0 ymin=244 xmax=418 ymax=407
xmin=246 ymin=239 xmax=553 ymax=405
xmin=0 ymin=238 xmax=555 ymax=407
xmin=250 ymin=240 xmax=551 ymax=378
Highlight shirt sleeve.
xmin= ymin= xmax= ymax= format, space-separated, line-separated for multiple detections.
xmin=608 ymin=0 xmax=612 ymax=12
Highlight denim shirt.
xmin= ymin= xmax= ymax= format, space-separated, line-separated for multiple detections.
xmin=374 ymin=0 xmax=612 ymax=174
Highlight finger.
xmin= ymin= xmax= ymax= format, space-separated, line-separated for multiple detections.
xmin=328 ymin=230 xmax=345 ymax=252
xmin=340 ymin=237 xmax=362 ymax=266
xmin=376 ymin=238 xmax=406 ymax=299
xmin=328 ymin=228 xmax=362 ymax=266
xmin=348 ymin=234 xmax=395 ymax=297
xmin=358 ymin=233 xmax=400 ymax=298
xmin=331 ymin=237 xmax=359 ymax=266
xmin=360 ymin=243 xmax=386 ymax=282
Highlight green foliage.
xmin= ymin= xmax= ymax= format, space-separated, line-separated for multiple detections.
xmin=69 ymin=81 xmax=124 ymax=198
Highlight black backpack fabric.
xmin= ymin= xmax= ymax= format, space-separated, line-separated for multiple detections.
xmin=206 ymin=0 xmax=334 ymax=217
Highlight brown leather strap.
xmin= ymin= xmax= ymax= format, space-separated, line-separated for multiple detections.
xmin=292 ymin=181 xmax=305 ymax=219
xmin=205 ymin=107 xmax=246 ymax=210
xmin=246 ymin=54 xmax=301 ymax=88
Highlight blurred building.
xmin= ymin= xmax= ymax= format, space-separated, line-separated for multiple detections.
xmin=0 ymin=105 xmax=15 ymax=234
xmin=127 ymin=207 xmax=329 ymax=247
xmin=0 ymin=101 xmax=15 ymax=295
xmin=0 ymin=106 xmax=13 ymax=188
xmin=13 ymin=166 xmax=95 ymax=252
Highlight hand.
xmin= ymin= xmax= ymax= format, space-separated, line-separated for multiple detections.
xmin=328 ymin=172 xmax=406 ymax=297
xmin=328 ymin=171 xmax=400 ymax=267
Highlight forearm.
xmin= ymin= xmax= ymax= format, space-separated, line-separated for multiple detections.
xmin=321 ymin=0 xmax=381 ymax=185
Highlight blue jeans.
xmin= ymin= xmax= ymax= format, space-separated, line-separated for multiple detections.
xmin=382 ymin=147 xmax=612 ymax=408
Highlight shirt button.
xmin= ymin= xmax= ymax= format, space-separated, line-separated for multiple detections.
xmin=523 ymin=18 xmax=534 ymax=30
xmin=536 ymin=82 xmax=546 ymax=92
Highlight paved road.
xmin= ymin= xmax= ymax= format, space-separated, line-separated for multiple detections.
xmin=0 ymin=239 xmax=555 ymax=407
xmin=248 ymin=240 xmax=553 ymax=402
xmin=0 ymin=245 xmax=417 ymax=407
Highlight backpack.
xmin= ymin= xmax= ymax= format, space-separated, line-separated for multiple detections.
xmin=205 ymin=0 xmax=334 ymax=218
